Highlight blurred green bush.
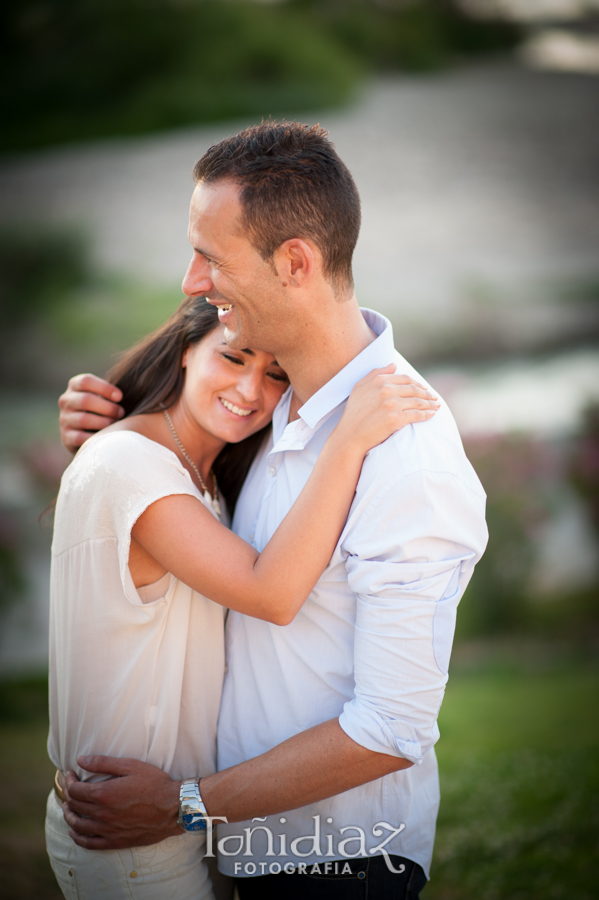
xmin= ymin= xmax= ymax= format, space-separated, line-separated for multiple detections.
xmin=0 ymin=226 xmax=183 ymax=388
xmin=301 ymin=0 xmax=518 ymax=72
xmin=459 ymin=431 xmax=599 ymax=641
xmin=459 ymin=435 xmax=554 ymax=638
xmin=570 ymin=404 xmax=599 ymax=541
xmin=0 ymin=512 xmax=26 ymax=612
xmin=1 ymin=0 xmax=520 ymax=152
xmin=0 ymin=226 xmax=90 ymax=327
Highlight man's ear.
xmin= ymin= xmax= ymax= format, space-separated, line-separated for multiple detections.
xmin=273 ymin=239 xmax=316 ymax=287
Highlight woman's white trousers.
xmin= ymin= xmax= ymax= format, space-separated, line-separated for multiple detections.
xmin=45 ymin=791 xmax=215 ymax=899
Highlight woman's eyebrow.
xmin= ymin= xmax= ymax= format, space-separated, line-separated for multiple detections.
xmin=219 ymin=343 xmax=282 ymax=368
xmin=219 ymin=342 xmax=255 ymax=358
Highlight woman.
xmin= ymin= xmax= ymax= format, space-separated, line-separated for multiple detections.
xmin=46 ymin=296 xmax=439 ymax=899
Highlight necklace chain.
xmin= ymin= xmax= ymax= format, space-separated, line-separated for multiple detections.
xmin=162 ymin=407 xmax=219 ymax=507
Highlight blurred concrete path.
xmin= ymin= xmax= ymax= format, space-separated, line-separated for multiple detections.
xmin=1 ymin=61 xmax=598 ymax=344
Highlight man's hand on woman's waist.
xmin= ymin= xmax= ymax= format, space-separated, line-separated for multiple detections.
xmin=62 ymin=756 xmax=181 ymax=850
xmin=62 ymin=720 xmax=412 ymax=850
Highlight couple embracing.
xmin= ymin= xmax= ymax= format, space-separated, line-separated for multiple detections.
xmin=49 ymin=121 xmax=487 ymax=900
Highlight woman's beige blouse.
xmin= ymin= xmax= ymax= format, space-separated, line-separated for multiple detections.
xmin=48 ymin=430 xmax=226 ymax=783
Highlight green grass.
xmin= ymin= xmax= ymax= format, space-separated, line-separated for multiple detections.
xmin=429 ymin=662 xmax=599 ymax=899
xmin=0 ymin=653 xmax=597 ymax=899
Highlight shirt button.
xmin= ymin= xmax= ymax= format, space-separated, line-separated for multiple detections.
xmin=268 ymin=466 xmax=276 ymax=476
xmin=130 ymin=871 xmax=138 ymax=878
xmin=249 ymin=532 xmax=255 ymax=542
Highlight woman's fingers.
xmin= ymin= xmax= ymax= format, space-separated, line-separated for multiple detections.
xmin=377 ymin=376 xmax=437 ymax=399
xmin=361 ymin=369 xmax=437 ymax=400
xmin=399 ymin=395 xmax=440 ymax=410
xmin=404 ymin=408 xmax=438 ymax=421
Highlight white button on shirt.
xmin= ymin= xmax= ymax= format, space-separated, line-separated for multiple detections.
xmin=217 ymin=309 xmax=488 ymax=879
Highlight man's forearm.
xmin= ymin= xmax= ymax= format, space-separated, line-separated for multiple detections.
xmin=63 ymin=719 xmax=411 ymax=849
xmin=201 ymin=718 xmax=411 ymax=824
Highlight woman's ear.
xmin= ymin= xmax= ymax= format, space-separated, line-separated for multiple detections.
xmin=182 ymin=346 xmax=189 ymax=368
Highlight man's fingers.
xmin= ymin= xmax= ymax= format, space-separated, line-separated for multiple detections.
xmin=61 ymin=429 xmax=95 ymax=453
xmin=58 ymin=378 xmax=124 ymax=454
xmin=63 ymin=804 xmax=107 ymax=836
xmin=77 ymin=754 xmax=139 ymax=776
xmin=64 ymin=781 xmax=107 ymax=810
xmin=59 ymin=390 xmax=124 ymax=421
xmin=63 ymin=806 xmax=118 ymax=849
xmin=63 ymin=775 xmax=110 ymax=810
xmin=69 ymin=831 xmax=112 ymax=851
xmin=61 ymin=410 xmax=120 ymax=433
xmin=63 ymin=770 xmax=78 ymax=804
xmin=67 ymin=373 xmax=123 ymax=402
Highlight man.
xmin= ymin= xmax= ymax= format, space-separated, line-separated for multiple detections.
xmin=58 ymin=121 xmax=487 ymax=898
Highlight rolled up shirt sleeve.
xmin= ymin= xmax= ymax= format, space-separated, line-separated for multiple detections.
xmin=339 ymin=467 xmax=488 ymax=764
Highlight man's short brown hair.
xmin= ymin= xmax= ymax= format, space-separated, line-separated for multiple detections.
xmin=193 ymin=121 xmax=361 ymax=293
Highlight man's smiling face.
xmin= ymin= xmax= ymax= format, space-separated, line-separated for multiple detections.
xmin=181 ymin=179 xmax=286 ymax=353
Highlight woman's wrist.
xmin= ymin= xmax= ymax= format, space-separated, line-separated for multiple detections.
xmin=325 ymin=422 xmax=370 ymax=463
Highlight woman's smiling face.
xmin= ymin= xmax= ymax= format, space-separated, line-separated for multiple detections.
xmin=179 ymin=323 xmax=289 ymax=445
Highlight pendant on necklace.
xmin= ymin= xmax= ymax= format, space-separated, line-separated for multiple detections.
xmin=206 ymin=491 xmax=221 ymax=518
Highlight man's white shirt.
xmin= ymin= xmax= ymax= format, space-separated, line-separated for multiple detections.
xmin=216 ymin=309 xmax=488 ymax=878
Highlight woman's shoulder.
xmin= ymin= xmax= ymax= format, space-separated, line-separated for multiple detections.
xmin=67 ymin=427 xmax=187 ymax=485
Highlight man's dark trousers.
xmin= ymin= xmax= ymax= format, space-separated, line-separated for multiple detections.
xmin=236 ymin=854 xmax=426 ymax=898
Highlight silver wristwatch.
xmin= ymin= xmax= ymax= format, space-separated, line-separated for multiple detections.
xmin=177 ymin=778 xmax=210 ymax=832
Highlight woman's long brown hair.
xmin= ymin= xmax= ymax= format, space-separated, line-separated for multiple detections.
xmin=106 ymin=296 xmax=272 ymax=514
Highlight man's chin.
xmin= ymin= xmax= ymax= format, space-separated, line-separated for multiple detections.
xmin=222 ymin=324 xmax=246 ymax=349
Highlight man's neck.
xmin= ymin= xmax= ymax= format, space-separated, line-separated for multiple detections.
xmin=282 ymin=302 xmax=377 ymax=420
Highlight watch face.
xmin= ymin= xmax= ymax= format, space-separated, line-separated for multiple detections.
xmin=181 ymin=812 xmax=207 ymax=832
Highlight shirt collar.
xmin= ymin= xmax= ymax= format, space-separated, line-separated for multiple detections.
xmin=297 ymin=308 xmax=395 ymax=430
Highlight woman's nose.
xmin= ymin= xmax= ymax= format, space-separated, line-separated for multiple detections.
xmin=236 ymin=369 xmax=263 ymax=403
xmin=182 ymin=254 xmax=213 ymax=297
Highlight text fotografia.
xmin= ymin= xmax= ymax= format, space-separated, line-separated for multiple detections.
xmin=202 ymin=815 xmax=407 ymax=875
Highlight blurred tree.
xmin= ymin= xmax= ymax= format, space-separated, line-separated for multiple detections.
xmin=1 ymin=0 xmax=520 ymax=152
xmin=0 ymin=0 xmax=359 ymax=151
xmin=302 ymin=0 xmax=519 ymax=72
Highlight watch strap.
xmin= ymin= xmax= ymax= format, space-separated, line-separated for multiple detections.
xmin=177 ymin=777 xmax=210 ymax=832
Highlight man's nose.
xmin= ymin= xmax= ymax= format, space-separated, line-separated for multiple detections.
xmin=182 ymin=254 xmax=213 ymax=297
